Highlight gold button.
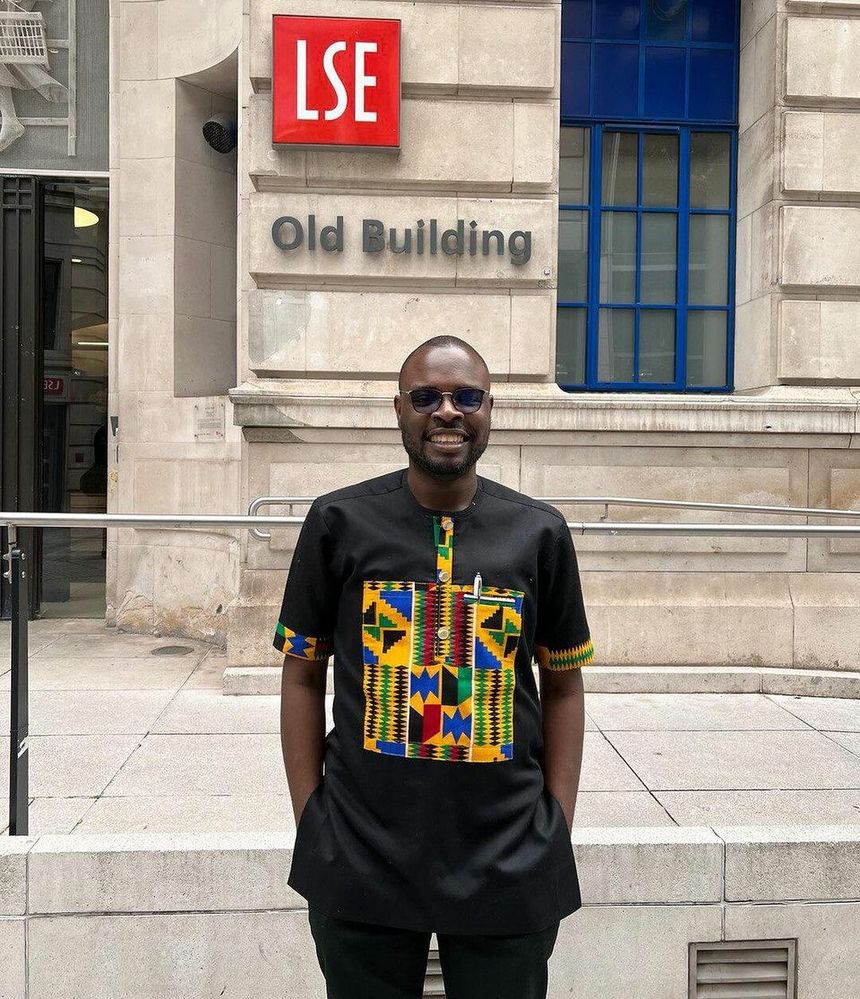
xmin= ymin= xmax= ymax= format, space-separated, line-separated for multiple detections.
xmin=437 ymin=627 xmax=450 ymax=640
xmin=438 ymin=569 xmax=450 ymax=583
xmin=441 ymin=517 xmax=453 ymax=531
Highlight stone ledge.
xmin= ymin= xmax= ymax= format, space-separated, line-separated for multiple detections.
xmin=223 ymin=664 xmax=860 ymax=698
xmin=230 ymin=380 xmax=860 ymax=436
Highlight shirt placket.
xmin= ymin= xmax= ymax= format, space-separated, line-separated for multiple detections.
xmin=433 ymin=515 xmax=454 ymax=663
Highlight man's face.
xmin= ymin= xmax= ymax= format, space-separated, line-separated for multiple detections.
xmin=394 ymin=346 xmax=493 ymax=478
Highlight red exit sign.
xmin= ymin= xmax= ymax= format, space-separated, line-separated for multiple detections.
xmin=272 ymin=15 xmax=400 ymax=150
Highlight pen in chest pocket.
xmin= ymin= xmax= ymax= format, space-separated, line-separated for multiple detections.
xmin=471 ymin=571 xmax=516 ymax=604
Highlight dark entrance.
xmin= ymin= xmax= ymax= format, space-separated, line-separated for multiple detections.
xmin=1 ymin=175 xmax=109 ymax=619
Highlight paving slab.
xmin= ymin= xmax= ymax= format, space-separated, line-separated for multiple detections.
xmin=181 ymin=653 xmax=227 ymax=689
xmin=822 ymin=731 xmax=860 ymax=757
xmin=101 ymin=734 xmax=285 ymax=796
xmin=0 ymin=735 xmax=141 ymax=799
xmin=19 ymin=657 xmax=197 ymax=691
xmin=572 ymin=791 xmax=674 ymax=827
xmin=655 ymin=789 xmax=860 ymax=827
xmin=152 ymin=691 xmax=335 ymax=734
xmin=0 ymin=798 xmax=96 ymax=837
xmin=0 ymin=690 xmax=174 ymax=736
xmin=74 ymin=794 xmax=294 ymax=834
xmin=768 ymin=694 xmax=860 ymax=732
xmin=603 ymin=730 xmax=860 ymax=790
xmin=579 ymin=733 xmax=648 ymax=792
xmin=32 ymin=633 xmax=207 ymax=661
xmin=586 ymin=692 xmax=808 ymax=731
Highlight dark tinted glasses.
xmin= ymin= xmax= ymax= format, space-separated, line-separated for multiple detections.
xmin=403 ymin=388 xmax=488 ymax=415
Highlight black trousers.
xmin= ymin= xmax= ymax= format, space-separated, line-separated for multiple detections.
xmin=307 ymin=905 xmax=560 ymax=999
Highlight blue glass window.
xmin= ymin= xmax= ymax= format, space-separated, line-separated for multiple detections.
xmin=557 ymin=0 xmax=739 ymax=393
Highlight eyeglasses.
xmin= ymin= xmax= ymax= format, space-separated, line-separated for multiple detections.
xmin=401 ymin=387 xmax=488 ymax=415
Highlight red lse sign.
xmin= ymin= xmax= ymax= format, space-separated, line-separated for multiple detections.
xmin=272 ymin=15 xmax=400 ymax=150
xmin=43 ymin=377 xmax=64 ymax=395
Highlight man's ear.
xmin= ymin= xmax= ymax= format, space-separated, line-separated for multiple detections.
xmin=488 ymin=393 xmax=494 ymax=413
xmin=394 ymin=393 xmax=402 ymax=425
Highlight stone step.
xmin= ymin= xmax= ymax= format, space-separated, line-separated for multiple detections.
xmin=223 ymin=664 xmax=860 ymax=698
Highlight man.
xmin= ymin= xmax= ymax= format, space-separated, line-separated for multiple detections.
xmin=276 ymin=336 xmax=593 ymax=999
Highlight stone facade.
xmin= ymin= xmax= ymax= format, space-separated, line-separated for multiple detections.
xmin=108 ymin=0 xmax=860 ymax=669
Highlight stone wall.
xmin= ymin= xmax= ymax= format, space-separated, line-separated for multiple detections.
xmin=2 ymin=828 xmax=858 ymax=997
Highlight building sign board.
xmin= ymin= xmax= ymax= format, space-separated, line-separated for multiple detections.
xmin=272 ymin=15 xmax=400 ymax=150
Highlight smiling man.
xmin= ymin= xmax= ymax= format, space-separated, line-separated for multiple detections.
xmin=277 ymin=335 xmax=593 ymax=999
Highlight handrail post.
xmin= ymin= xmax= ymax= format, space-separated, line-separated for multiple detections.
xmin=4 ymin=526 xmax=29 ymax=835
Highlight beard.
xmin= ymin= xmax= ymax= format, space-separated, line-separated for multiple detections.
xmin=400 ymin=424 xmax=489 ymax=477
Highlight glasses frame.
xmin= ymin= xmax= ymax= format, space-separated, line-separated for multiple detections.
xmin=401 ymin=387 xmax=489 ymax=415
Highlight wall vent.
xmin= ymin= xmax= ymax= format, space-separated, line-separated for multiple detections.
xmin=689 ymin=939 xmax=796 ymax=999
xmin=424 ymin=942 xmax=445 ymax=997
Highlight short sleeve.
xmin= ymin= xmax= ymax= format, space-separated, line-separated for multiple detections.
xmin=533 ymin=518 xmax=594 ymax=671
xmin=273 ymin=500 xmax=337 ymax=662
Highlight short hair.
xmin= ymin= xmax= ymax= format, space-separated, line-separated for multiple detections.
xmin=398 ymin=336 xmax=490 ymax=389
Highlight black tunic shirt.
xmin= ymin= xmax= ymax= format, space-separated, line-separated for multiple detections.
xmin=274 ymin=469 xmax=593 ymax=935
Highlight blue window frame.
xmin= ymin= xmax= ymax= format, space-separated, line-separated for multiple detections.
xmin=557 ymin=0 xmax=739 ymax=393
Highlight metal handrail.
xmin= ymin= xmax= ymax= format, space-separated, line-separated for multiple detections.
xmin=247 ymin=495 xmax=860 ymax=541
xmin=5 ymin=506 xmax=860 ymax=838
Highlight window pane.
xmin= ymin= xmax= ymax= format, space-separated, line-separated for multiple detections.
xmin=688 ymin=215 xmax=729 ymax=304
xmin=561 ymin=42 xmax=590 ymax=118
xmin=598 ymin=309 xmax=634 ymax=382
xmin=555 ymin=308 xmax=587 ymax=384
xmin=601 ymin=132 xmax=637 ymax=205
xmin=642 ymin=133 xmax=678 ymax=206
xmin=560 ymin=127 xmax=590 ymax=204
xmin=644 ymin=47 xmax=686 ymax=119
xmin=639 ymin=311 xmax=676 ymax=383
xmin=600 ymin=211 xmax=636 ymax=302
xmin=594 ymin=0 xmax=641 ymax=40
xmin=646 ymin=0 xmax=686 ymax=41
xmin=692 ymin=0 xmax=737 ymax=43
xmin=558 ymin=211 xmax=589 ymax=302
xmin=690 ymin=132 xmax=731 ymax=208
xmin=594 ymin=44 xmax=639 ymax=117
xmin=689 ymin=48 xmax=735 ymax=122
xmin=686 ymin=311 xmax=727 ymax=386
xmin=562 ymin=0 xmax=591 ymax=39
xmin=640 ymin=213 xmax=677 ymax=303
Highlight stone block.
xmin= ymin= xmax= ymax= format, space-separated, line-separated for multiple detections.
xmin=210 ymin=243 xmax=237 ymax=322
xmin=513 ymin=101 xmax=557 ymax=191
xmin=733 ymin=295 xmax=776 ymax=391
xmin=223 ymin=665 xmax=283 ymax=695
xmin=175 ymin=160 xmax=238 ymax=249
xmin=174 ymin=237 xmax=211 ymax=319
xmin=782 ymin=111 xmax=824 ymax=194
xmin=458 ymin=6 xmax=557 ymax=93
xmin=173 ymin=315 xmax=237 ymax=396
xmin=29 ymin=834 xmax=301 ymax=914
xmin=658 ymin=789 xmax=860 ymax=828
xmin=786 ymin=17 xmax=860 ymax=102
xmin=0 ymin=840 xmax=35 ymax=916
xmin=720 ymin=825 xmax=860 ymax=901
xmin=74 ymin=794 xmax=293 ymax=835
xmin=761 ymin=670 xmax=860 ymax=699
xmin=510 ymin=293 xmax=553 ymax=377
xmin=550 ymin=904 xmax=721 ymax=999
xmin=725 ymin=902 xmax=860 ymax=999
xmin=119 ymin=2 xmax=157 ymax=80
xmin=788 ymin=574 xmax=860 ymax=670
xmin=250 ymin=0 xmax=459 ymax=92
xmin=0 ymin=919 xmax=24 ymax=999
xmin=781 ymin=206 xmax=860 ymax=290
xmin=118 ymin=158 xmax=175 ymax=237
xmin=737 ymin=109 xmax=774 ymax=220
xmin=115 ymin=315 xmax=174 ymax=392
xmin=118 ymin=236 xmax=175 ymax=317
xmin=28 ymin=910 xmax=323 ymax=999
xmin=118 ymin=80 xmax=175 ymax=159
xmin=738 ymin=15 xmax=775 ymax=132
xmin=156 ymin=0 xmax=241 ymax=83
xmin=779 ymin=299 xmax=860 ymax=381
xmin=248 ymin=288 xmax=515 ymax=377
xmin=570 ymin=827 xmax=722 ymax=904
xmin=582 ymin=667 xmax=763 ymax=695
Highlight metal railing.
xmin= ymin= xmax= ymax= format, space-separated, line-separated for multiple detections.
xmin=4 ymin=500 xmax=860 ymax=837
xmin=247 ymin=494 xmax=860 ymax=541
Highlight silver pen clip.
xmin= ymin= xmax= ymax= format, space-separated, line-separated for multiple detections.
xmin=473 ymin=572 xmax=482 ymax=600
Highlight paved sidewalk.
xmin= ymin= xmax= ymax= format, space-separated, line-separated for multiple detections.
xmin=2 ymin=619 xmax=860 ymax=835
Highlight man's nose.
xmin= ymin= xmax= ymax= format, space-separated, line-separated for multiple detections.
xmin=435 ymin=394 xmax=460 ymax=421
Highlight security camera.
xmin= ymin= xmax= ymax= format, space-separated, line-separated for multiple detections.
xmin=202 ymin=114 xmax=237 ymax=153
